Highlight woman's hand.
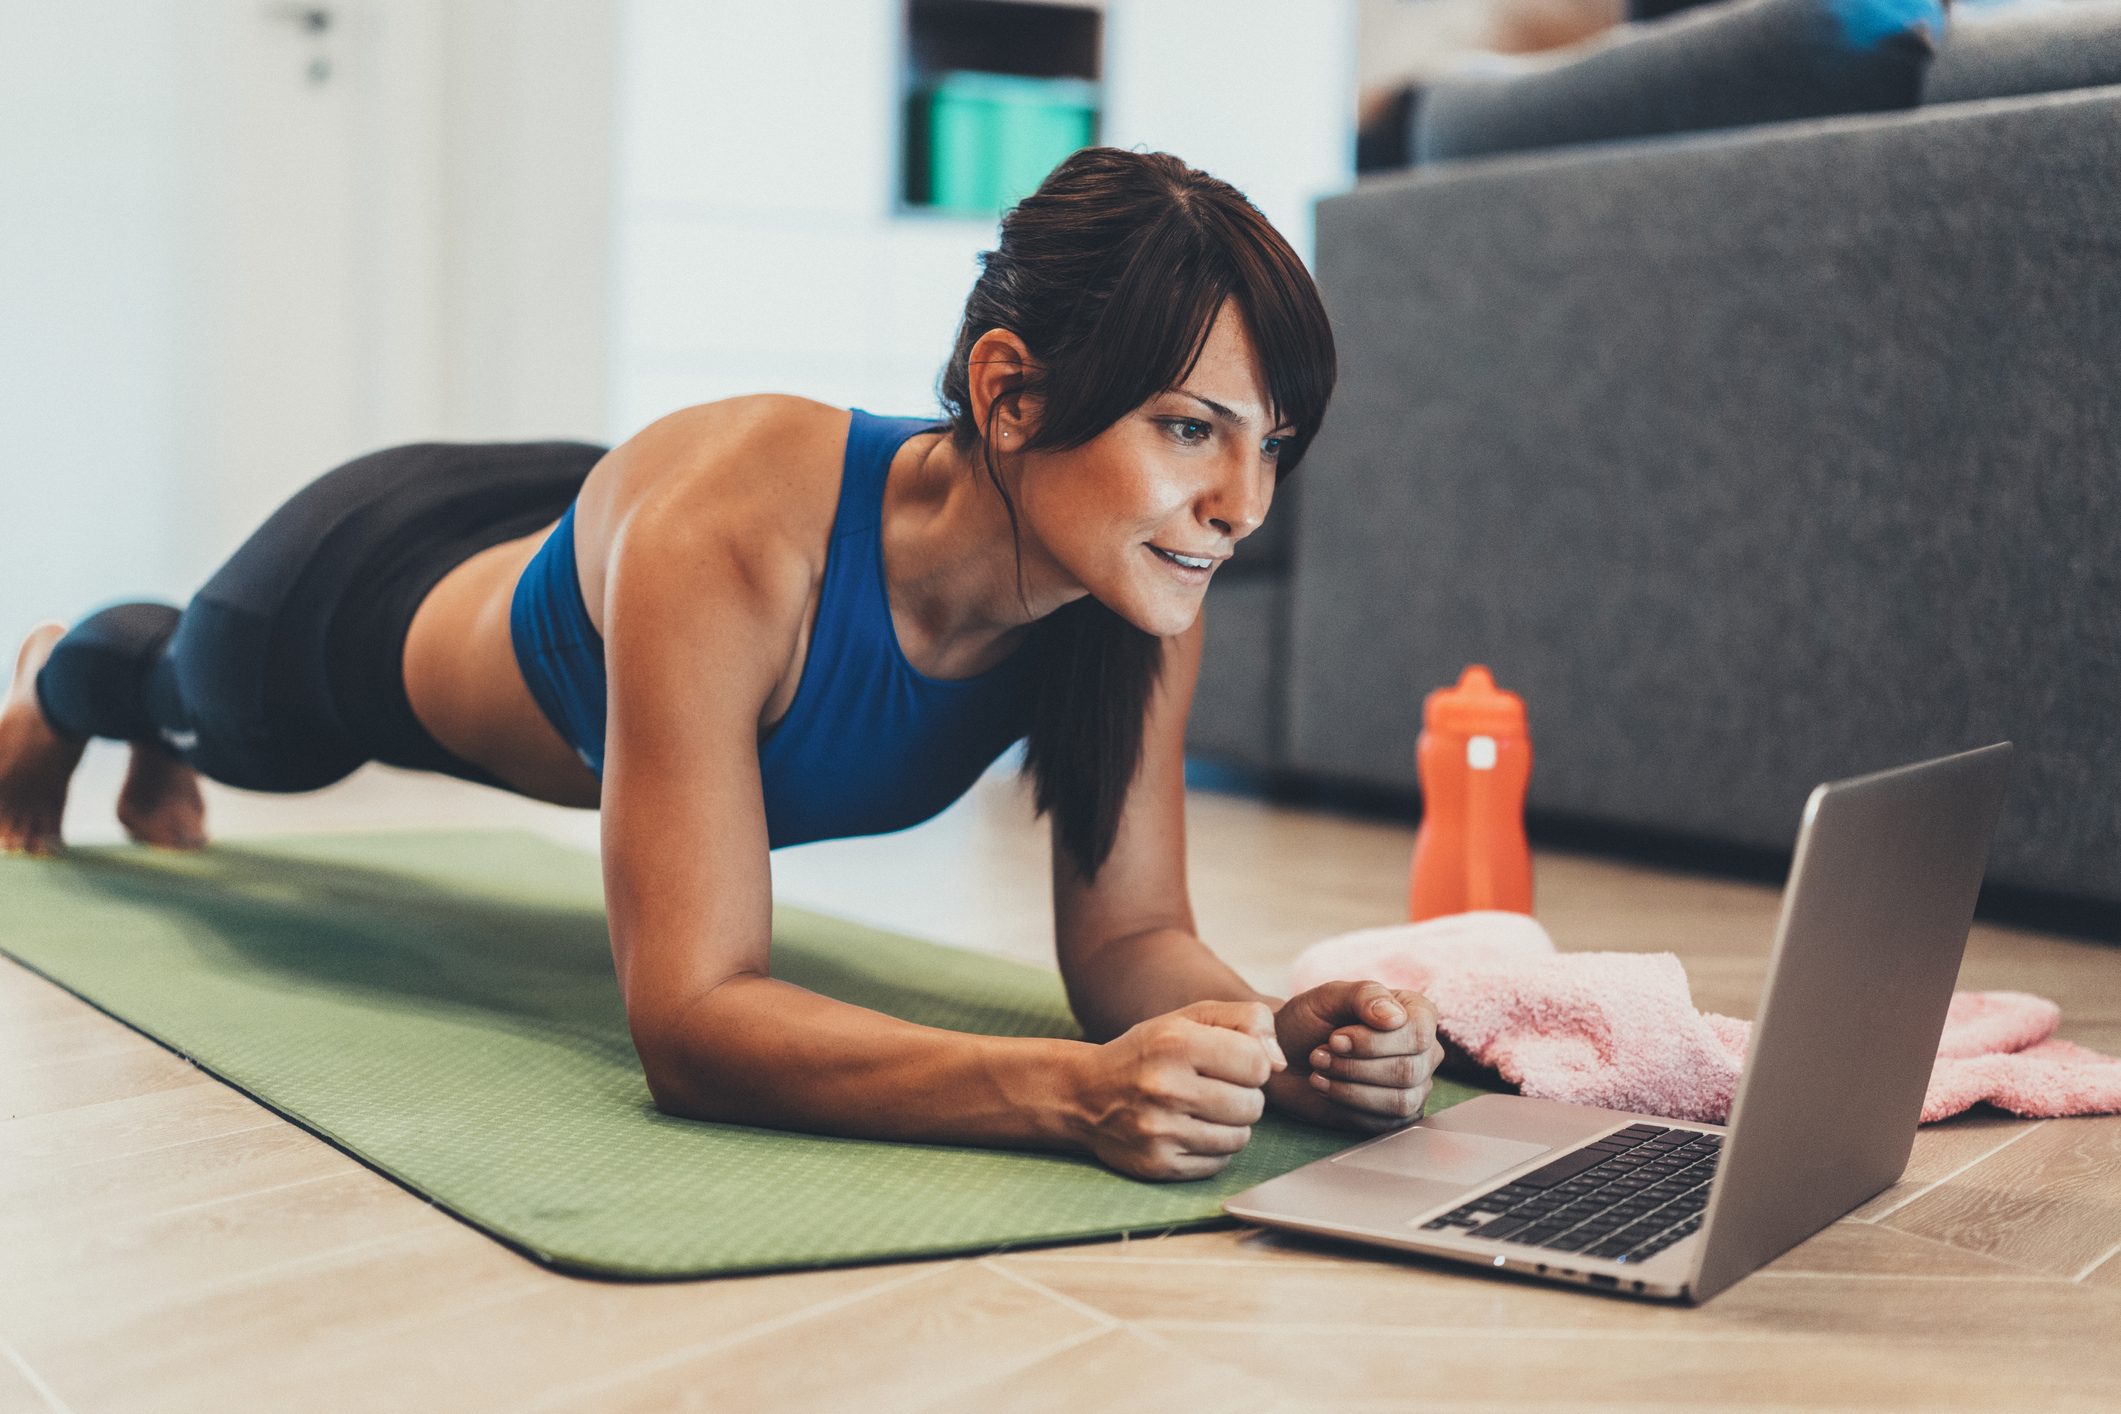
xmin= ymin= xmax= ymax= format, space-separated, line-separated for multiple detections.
xmin=1267 ymin=981 xmax=1445 ymax=1134
xmin=1069 ymin=1000 xmax=1288 ymax=1181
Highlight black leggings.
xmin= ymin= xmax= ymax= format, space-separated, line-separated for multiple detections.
xmin=35 ymin=440 xmax=606 ymax=793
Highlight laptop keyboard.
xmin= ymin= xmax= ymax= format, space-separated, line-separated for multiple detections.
xmin=1419 ymin=1123 xmax=1720 ymax=1264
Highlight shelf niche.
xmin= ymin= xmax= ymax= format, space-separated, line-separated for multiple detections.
xmin=901 ymin=0 xmax=1103 ymax=217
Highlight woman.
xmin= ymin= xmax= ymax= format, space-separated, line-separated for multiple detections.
xmin=0 ymin=148 xmax=1444 ymax=1181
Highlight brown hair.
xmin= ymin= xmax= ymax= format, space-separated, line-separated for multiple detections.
xmin=938 ymin=147 xmax=1337 ymax=884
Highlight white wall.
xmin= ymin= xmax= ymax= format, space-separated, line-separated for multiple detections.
xmin=437 ymin=0 xmax=619 ymax=447
xmin=1103 ymin=0 xmax=1358 ymax=263
xmin=0 ymin=0 xmax=619 ymax=644
xmin=167 ymin=0 xmax=621 ymax=589
xmin=607 ymin=0 xmax=1357 ymax=440
xmin=0 ymin=2 xmax=192 ymax=624
xmin=609 ymin=0 xmax=959 ymax=434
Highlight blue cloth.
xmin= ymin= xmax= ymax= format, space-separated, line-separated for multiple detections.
xmin=509 ymin=410 xmax=1036 ymax=847
xmin=1830 ymin=0 xmax=1945 ymax=53
xmin=1416 ymin=0 xmax=1945 ymax=165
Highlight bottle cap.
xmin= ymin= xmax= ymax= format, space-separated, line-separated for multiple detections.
xmin=1423 ymin=664 xmax=1527 ymax=736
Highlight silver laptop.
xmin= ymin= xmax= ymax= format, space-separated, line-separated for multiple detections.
xmin=1225 ymin=742 xmax=2014 ymax=1303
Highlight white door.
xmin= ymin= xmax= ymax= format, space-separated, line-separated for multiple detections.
xmin=5 ymin=1 xmax=615 ymax=640
xmin=0 ymin=0 xmax=448 ymax=628
xmin=173 ymin=0 xmax=450 ymax=587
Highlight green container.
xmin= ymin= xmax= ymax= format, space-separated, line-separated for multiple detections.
xmin=919 ymin=70 xmax=1098 ymax=216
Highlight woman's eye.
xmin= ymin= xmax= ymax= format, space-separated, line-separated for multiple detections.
xmin=1263 ymin=436 xmax=1285 ymax=459
xmin=1163 ymin=418 xmax=1211 ymax=445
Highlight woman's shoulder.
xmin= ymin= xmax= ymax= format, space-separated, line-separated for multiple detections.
xmin=578 ymin=395 xmax=855 ymax=630
xmin=619 ymin=394 xmax=850 ymax=513
xmin=603 ymin=394 xmax=854 ymax=552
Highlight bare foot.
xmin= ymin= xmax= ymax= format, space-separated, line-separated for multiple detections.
xmin=116 ymin=741 xmax=208 ymax=849
xmin=0 ymin=623 xmax=88 ymax=855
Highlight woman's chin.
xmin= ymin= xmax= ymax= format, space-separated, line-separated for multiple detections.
xmin=1075 ymin=571 xmax=1207 ymax=637
xmin=1110 ymin=595 xmax=1201 ymax=639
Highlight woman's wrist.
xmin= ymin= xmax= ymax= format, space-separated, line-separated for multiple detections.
xmin=991 ymin=1034 xmax=1100 ymax=1152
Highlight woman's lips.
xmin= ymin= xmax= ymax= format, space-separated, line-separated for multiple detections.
xmin=1147 ymin=543 xmax=1216 ymax=581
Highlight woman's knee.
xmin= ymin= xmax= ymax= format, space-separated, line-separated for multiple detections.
xmin=37 ymin=597 xmax=360 ymax=793
xmin=35 ymin=602 xmax=181 ymax=743
xmin=161 ymin=596 xmax=363 ymax=793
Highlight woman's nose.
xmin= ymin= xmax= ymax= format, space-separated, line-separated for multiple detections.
xmin=1206 ymin=465 xmax=1270 ymax=540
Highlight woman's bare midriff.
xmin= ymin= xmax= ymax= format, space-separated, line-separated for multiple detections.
xmin=399 ymin=483 xmax=828 ymax=808
xmin=399 ymin=397 xmax=952 ymax=811
xmin=401 ymin=530 xmax=604 ymax=807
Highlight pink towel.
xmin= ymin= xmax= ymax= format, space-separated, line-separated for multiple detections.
xmin=1287 ymin=912 xmax=2121 ymax=1124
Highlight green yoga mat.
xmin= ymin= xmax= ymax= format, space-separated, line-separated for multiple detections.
xmin=0 ymin=829 xmax=1491 ymax=1279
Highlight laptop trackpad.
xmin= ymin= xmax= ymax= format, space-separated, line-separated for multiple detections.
xmin=1331 ymin=1127 xmax=1550 ymax=1185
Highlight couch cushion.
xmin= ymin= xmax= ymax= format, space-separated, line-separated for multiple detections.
xmin=1417 ymin=0 xmax=1945 ymax=163
xmin=1925 ymin=0 xmax=2121 ymax=105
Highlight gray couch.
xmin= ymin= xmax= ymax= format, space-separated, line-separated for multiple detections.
xmin=1185 ymin=1 xmax=2121 ymax=925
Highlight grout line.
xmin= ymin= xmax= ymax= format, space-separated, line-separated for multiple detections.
xmin=1136 ymin=1318 xmax=1994 ymax=1345
xmin=0 ymin=1074 xmax=226 ymax=1130
xmin=1099 ymin=1311 xmax=1242 ymax=1368
xmin=1147 ymin=1292 xmax=2110 ymax=1341
xmin=1856 ymin=1121 xmax=2045 ymax=1225
xmin=2071 ymin=1237 xmax=2121 ymax=1284
xmin=1002 ymin=1236 xmax=2078 ymax=1283
xmin=8 ymin=1224 xmax=529 ymax=1385
xmin=146 ymin=1224 xmax=461 ymax=1309
xmin=0 ymin=1336 xmax=75 ymax=1414
xmin=111 ymin=1167 xmax=353 ymax=1224
xmin=519 ymin=1260 xmax=958 ymax=1412
xmin=14 ymin=1037 xmax=175 ymax=1076
xmin=46 ymin=1117 xmax=288 ymax=1171
xmin=1855 ymin=1218 xmax=2056 ymax=1278
xmin=0 ymin=1014 xmax=85 ymax=1035
xmin=910 ymin=1324 xmax=1112 ymax=1414
xmin=1140 ymin=1317 xmax=1805 ymax=1341
xmin=1752 ymin=1269 xmax=2061 ymax=1283
xmin=169 ymin=1248 xmax=569 ymax=1391
xmin=13 ymin=1047 xmax=204 ymax=1093
xmin=980 ymin=1257 xmax=1123 ymax=1330
xmin=1000 ymin=1251 xmax=1356 ymax=1271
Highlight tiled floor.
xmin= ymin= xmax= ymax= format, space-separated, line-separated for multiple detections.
xmin=4 ymin=745 xmax=2119 ymax=1411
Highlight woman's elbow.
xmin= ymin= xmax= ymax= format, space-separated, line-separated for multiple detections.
xmin=640 ymin=1047 xmax=739 ymax=1123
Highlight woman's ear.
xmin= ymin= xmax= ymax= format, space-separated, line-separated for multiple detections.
xmin=966 ymin=327 xmax=1044 ymax=444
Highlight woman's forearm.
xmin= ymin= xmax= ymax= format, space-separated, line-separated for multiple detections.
xmin=1064 ymin=925 xmax=1281 ymax=1044
xmin=644 ymin=973 xmax=1092 ymax=1150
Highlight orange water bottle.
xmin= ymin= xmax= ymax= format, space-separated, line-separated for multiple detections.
xmin=1408 ymin=664 xmax=1534 ymax=920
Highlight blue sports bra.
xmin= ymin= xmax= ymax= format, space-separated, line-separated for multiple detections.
xmin=508 ymin=409 xmax=1036 ymax=848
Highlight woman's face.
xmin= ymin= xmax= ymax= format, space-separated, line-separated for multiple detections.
xmin=1016 ymin=299 xmax=1291 ymax=638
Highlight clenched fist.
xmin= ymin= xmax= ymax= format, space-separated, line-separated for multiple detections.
xmin=1069 ymin=1000 xmax=1288 ymax=1181
xmin=1268 ymin=980 xmax=1444 ymax=1134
